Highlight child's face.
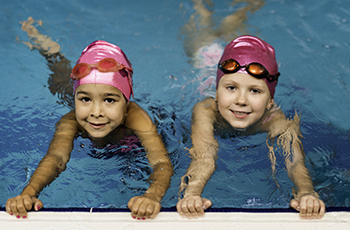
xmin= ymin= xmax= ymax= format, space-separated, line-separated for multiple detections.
xmin=75 ymin=84 xmax=128 ymax=139
xmin=216 ymin=73 xmax=274 ymax=130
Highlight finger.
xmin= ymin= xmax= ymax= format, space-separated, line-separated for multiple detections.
xmin=318 ymin=200 xmax=326 ymax=219
xmin=305 ymin=198 xmax=315 ymax=220
xmin=186 ymin=198 xmax=197 ymax=218
xmin=299 ymin=198 xmax=307 ymax=219
xmin=180 ymin=199 xmax=191 ymax=218
xmin=23 ymin=195 xmax=34 ymax=211
xmin=128 ymin=197 xmax=136 ymax=210
xmin=135 ymin=200 xmax=148 ymax=219
xmin=202 ymin=198 xmax=212 ymax=211
xmin=142 ymin=203 xmax=154 ymax=219
xmin=176 ymin=200 xmax=183 ymax=213
xmin=311 ymin=199 xmax=320 ymax=219
xmin=128 ymin=197 xmax=140 ymax=219
xmin=149 ymin=202 xmax=161 ymax=219
xmin=176 ymin=200 xmax=186 ymax=217
xmin=130 ymin=198 xmax=145 ymax=220
xmin=193 ymin=199 xmax=204 ymax=218
xmin=289 ymin=199 xmax=300 ymax=211
xmin=5 ymin=199 xmax=14 ymax=216
xmin=14 ymin=196 xmax=27 ymax=218
xmin=34 ymin=198 xmax=43 ymax=211
xmin=9 ymin=199 xmax=20 ymax=218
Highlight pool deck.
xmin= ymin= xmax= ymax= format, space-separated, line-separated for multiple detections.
xmin=1 ymin=210 xmax=350 ymax=230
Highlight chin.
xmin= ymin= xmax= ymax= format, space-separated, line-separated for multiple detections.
xmin=228 ymin=122 xmax=250 ymax=130
xmin=87 ymin=132 xmax=107 ymax=140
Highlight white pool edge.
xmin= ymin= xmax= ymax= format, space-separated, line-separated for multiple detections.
xmin=1 ymin=211 xmax=350 ymax=230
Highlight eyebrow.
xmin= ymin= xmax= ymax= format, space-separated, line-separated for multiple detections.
xmin=76 ymin=91 xmax=121 ymax=96
xmin=222 ymin=79 xmax=265 ymax=87
xmin=76 ymin=91 xmax=90 ymax=95
xmin=104 ymin=93 xmax=121 ymax=98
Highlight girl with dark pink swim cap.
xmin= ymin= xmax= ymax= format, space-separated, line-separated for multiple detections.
xmin=177 ymin=35 xmax=325 ymax=220
xmin=6 ymin=40 xmax=173 ymax=220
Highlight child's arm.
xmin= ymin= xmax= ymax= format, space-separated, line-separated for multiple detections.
xmin=177 ymin=98 xmax=218 ymax=218
xmin=124 ymin=102 xmax=173 ymax=219
xmin=265 ymin=111 xmax=325 ymax=219
xmin=6 ymin=110 xmax=79 ymax=218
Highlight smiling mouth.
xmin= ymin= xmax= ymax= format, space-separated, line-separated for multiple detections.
xmin=230 ymin=110 xmax=251 ymax=118
xmin=89 ymin=122 xmax=107 ymax=129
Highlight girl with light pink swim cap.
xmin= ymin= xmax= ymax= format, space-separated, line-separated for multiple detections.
xmin=71 ymin=40 xmax=134 ymax=100
xmin=6 ymin=40 xmax=173 ymax=220
xmin=177 ymin=35 xmax=325 ymax=220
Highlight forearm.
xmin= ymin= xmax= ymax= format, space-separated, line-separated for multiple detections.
xmin=21 ymin=153 xmax=68 ymax=197
xmin=181 ymin=155 xmax=217 ymax=197
xmin=181 ymin=97 xmax=219 ymax=197
xmin=181 ymin=118 xmax=218 ymax=197
xmin=288 ymin=161 xmax=319 ymax=200
xmin=135 ymin=129 xmax=173 ymax=202
xmin=272 ymin=112 xmax=318 ymax=200
xmin=180 ymin=135 xmax=218 ymax=197
xmin=22 ymin=111 xmax=77 ymax=197
xmin=144 ymin=161 xmax=173 ymax=202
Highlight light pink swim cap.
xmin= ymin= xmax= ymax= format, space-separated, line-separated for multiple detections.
xmin=72 ymin=40 xmax=133 ymax=101
xmin=216 ymin=35 xmax=279 ymax=98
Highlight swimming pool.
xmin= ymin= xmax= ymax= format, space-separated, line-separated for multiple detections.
xmin=1 ymin=0 xmax=350 ymax=213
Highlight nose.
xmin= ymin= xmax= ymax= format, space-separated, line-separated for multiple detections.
xmin=90 ymin=102 xmax=103 ymax=117
xmin=234 ymin=91 xmax=247 ymax=106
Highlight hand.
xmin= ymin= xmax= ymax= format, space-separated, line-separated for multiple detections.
xmin=6 ymin=195 xmax=43 ymax=219
xmin=176 ymin=195 xmax=212 ymax=219
xmin=128 ymin=194 xmax=161 ymax=220
xmin=290 ymin=195 xmax=325 ymax=219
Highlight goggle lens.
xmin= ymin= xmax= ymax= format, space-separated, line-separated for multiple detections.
xmin=73 ymin=64 xmax=90 ymax=77
xmin=71 ymin=58 xmax=132 ymax=80
xmin=222 ymin=60 xmax=239 ymax=72
xmin=219 ymin=59 xmax=279 ymax=81
xmin=98 ymin=58 xmax=117 ymax=72
xmin=247 ymin=63 xmax=267 ymax=76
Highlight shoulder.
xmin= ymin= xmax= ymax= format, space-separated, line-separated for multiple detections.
xmin=192 ymin=97 xmax=219 ymax=126
xmin=55 ymin=110 xmax=82 ymax=136
xmin=262 ymin=107 xmax=301 ymax=139
xmin=124 ymin=102 xmax=155 ymax=132
xmin=192 ymin=97 xmax=217 ymax=115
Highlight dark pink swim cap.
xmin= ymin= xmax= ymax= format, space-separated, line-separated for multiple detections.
xmin=73 ymin=40 xmax=133 ymax=101
xmin=216 ymin=35 xmax=279 ymax=98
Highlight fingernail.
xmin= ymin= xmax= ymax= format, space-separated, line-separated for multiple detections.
xmin=137 ymin=218 xmax=140 ymax=220
xmin=10 ymin=213 xmax=13 ymax=216
xmin=23 ymin=216 xmax=27 ymax=219
xmin=142 ymin=217 xmax=146 ymax=220
xmin=16 ymin=215 xmax=20 ymax=219
xmin=132 ymin=216 xmax=136 ymax=219
xmin=36 ymin=206 xmax=41 ymax=210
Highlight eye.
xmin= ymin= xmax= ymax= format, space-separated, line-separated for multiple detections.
xmin=105 ymin=98 xmax=116 ymax=104
xmin=250 ymin=88 xmax=261 ymax=94
xmin=81 ymin=97 xmax=91 ymax=102
xmin=226 ymin=85 xmax=236 ymax=91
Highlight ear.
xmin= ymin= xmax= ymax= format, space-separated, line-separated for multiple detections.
xmin=266 ymin=98 xmax=274 ymax=110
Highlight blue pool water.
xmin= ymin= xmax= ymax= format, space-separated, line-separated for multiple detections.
xmin=1 ymin=0 xmax=350 ymax=210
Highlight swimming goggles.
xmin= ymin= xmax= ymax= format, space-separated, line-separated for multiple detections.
xmin=218 ymin=59 xmax=280 ymax=82
xmin=71 ymin=58 xmax=133 ymax=80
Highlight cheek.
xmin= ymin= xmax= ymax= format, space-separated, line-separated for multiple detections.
xmin=75 ymin=104 xmax=89 ymax=121
xmin=252 ymin=98 xmax=270 ymax=114
xmin=216 ymin=94 xmax=231 ymax=110
xmin=106 ymin=106 xmax=126 ymax=123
